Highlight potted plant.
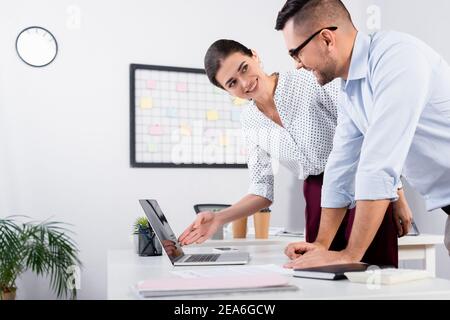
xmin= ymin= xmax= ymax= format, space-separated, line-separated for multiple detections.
xmin=0 ymin=216 xmax=81 ymax=300
xmin=133 ymin=217 xmax=162 ymax=256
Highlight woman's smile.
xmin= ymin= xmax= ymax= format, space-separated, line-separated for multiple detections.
xmin=245 ymin=77 xmax=259 ymax=94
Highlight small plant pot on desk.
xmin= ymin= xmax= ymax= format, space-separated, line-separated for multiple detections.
xmin=1 ymin=287 xmax=17 ymax=300
xmin=137 ymin=228 xmax=162 ymax=256
xmin=133 ymin=216 xmax=162 ymax=256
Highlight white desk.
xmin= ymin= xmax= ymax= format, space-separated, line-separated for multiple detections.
xmin=195 ymin=233 xmax=444 ymax=276
xmin=397 ymin=234 xmax=444 ymax=276
xmin=107 ymin=241 xmax=450 ymax=300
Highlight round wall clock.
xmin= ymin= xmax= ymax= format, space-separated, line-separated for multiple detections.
xmin=15 ymin=26 xmax=58 ymax=67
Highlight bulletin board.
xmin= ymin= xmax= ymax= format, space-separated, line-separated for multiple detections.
xmin=130 ymin=64 xmax=249 ymax=168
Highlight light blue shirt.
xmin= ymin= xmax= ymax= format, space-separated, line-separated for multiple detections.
xmin=322 ymin=31 xmax=450 ymax=212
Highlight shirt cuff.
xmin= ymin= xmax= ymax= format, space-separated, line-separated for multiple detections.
xmin=248 ymin=184 xmax=274 ymax=203
xmin=321 ymin=188 xmax=354 ymax=209
xmin=355 ymin=173 xmax=399 ymax=202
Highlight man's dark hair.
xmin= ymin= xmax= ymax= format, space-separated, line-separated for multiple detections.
xmin=275 ymin=0 xmax=352 ymax=32
xmin=204 ymin=39 xmax=253 ymax=89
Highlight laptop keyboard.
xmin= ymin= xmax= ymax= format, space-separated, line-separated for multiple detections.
xmin=185 ymin=254 xmax=220 ymax=263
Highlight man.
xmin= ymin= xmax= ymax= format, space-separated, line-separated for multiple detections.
xmin=275 ymin=0 xmax=450 ymax=268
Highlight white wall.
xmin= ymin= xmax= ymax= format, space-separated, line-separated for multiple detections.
xmin=1 ymin=0 xmax=447 ymax=300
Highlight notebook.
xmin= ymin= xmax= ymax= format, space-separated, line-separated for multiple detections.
xmin=345 ymin=268 xmax=432 ymax=285
xmin=293 ymin=263 xmax=370 ymax=280
xmin=134 ymin=273 xmax=298 ymax=298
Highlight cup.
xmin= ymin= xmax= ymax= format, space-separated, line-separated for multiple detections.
xmin=232 ymin=217 xmax=248 ymax=239
xmin=253 ymin=208 xmax=271 ymax=239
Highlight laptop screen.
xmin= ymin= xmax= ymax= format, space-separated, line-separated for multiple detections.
xmin=139 ymin=199 xmax=185 ymax=263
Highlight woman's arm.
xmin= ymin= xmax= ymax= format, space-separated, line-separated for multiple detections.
xmin=217 ymin=194 xmax=271 ymax=224
xmin=393 ymin=188 xmax=413 ymax=237
xmin=178 ymin=194 xmax=271 ymax=245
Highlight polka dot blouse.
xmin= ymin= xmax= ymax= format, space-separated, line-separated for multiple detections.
xmin=241 ymin=69 xmax=341 ymax=202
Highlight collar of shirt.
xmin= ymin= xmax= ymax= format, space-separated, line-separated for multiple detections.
xmin=344 ymin=32 xmax=372 ymax=91
xmin=245 ymin=73 xmax=301 ymax=151
xmin=248 ymin=73 xmax=286 ymax=129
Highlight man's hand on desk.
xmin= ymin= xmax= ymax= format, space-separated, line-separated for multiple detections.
xmin=283 ymin=249 xmax=357 ymax=269
xmin=178 ymin=211 xmax=221 ymax=246
xmin=284 ymin=242 xmax=326 ymax=261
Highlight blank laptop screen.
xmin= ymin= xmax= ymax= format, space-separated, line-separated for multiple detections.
xmin=139 ymin=199 xmax=185 ymax=263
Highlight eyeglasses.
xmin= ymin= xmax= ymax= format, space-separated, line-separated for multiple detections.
xmin=288 ymin=26 xmax=338 ymax=62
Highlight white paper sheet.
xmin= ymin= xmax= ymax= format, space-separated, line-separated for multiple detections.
xmin=170 ymin=264 xmax=293 ymax=279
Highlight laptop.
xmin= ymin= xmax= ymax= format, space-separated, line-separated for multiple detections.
xmin=139 ymin=199 xmax=250 ymax=266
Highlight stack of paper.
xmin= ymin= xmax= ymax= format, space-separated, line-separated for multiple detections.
xmin=134 ymin=265 xmax=297 ymax=298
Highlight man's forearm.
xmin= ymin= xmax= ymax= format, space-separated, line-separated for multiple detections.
xmin=343 ymin=200 xmax=390 ymax=261
xmin=315 ymin=207 xmax=347 ymax=248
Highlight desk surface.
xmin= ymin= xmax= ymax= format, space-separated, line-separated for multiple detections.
xmin=107 ymin=241 xmax=450 ymax=300
xmin=189 ymin=233 xmax=444 ymax=247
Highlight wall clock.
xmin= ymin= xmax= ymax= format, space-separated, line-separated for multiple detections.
xmin=16 ymin=26 xmax=58 ymax=67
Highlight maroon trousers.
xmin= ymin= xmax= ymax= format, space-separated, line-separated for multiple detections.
xmin=303 ymin=174 xmax=398 ymax=267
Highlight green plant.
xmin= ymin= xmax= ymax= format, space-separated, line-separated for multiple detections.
xmin=0 ymin=216 xmax=81 ymax=300
xmin=133 ymin=217 xmax=150 ymax=235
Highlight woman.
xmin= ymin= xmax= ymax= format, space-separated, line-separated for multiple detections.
xmin=179 ymin=39 xmax=412 ymax=267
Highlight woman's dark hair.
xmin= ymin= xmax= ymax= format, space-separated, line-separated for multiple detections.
xmin=204 ymin=39 xmax=253 ymax=89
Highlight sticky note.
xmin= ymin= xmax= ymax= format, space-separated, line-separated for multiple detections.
xmin=232 ymin=110 xmax=241 ymax=122
xmin=204 ymin=129 xmax=216 ymax=137
xmin=232 ymin=97 xmax=248 ymax=106
xmin=148 ymin=143 xmax=158 ymax=153
xmin=176 ymin=82 xmax=188 ymax=92
xmin=206 ymin=110 xmax=219 ymax=121
xmin=140 ymin=97 xmax=153 ymax=109
xmin=147 ymin=80 xmax=157 ymax=90
xmin=219 ymin=135 xmax=229 ymax=146
xmin=167 ymin=108 xmax=178 ymax=118
xmin=180 ymin=124 xmax=192 ymax=137
xmin=149 ymin=124 xmax=163 ymax=136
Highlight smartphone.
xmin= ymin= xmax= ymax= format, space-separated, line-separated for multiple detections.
xmin=407 ymin=220 xmax=420 ymax=236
